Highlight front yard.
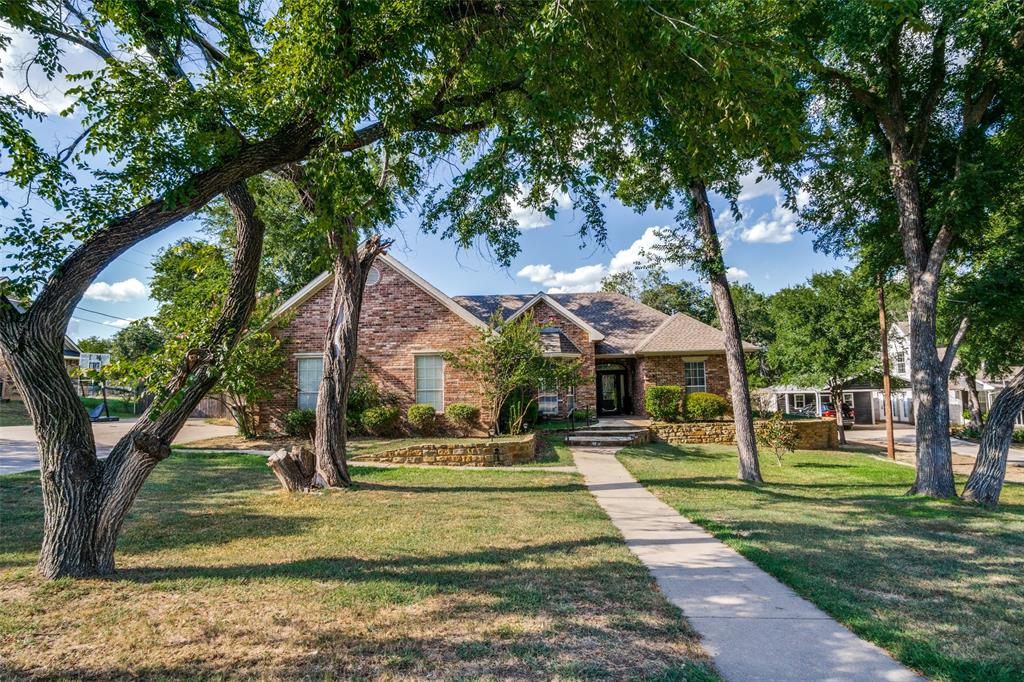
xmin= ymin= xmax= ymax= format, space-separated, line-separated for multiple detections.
xmin=617 ymin=443 xmax=1024 ymax=682
xmin=0 ymin=451 xmax=712 ymax=679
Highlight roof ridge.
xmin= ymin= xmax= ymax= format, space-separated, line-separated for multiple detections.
xmin=633 ymin=314 xmax=679 ymax=353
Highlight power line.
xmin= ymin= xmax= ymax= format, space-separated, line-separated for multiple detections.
xmin=74 ymin=305 xmax=136 ymax=322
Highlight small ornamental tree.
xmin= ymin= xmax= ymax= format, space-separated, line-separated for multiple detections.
xmin=445 ymin=313 xmax=581 ymax=436
xmin=756 ymin=413 xmax=798 ymax=466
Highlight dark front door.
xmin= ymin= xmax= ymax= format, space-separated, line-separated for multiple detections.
xmin=597 ymin=370 xmax=627 ymax=415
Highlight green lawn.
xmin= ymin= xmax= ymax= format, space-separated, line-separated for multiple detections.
xmin=0 ymin=400 xmax=31 ymax=427
xmin=79 ymin=395 xmax=143 ymax=418
xmin=525 ymin=434 xmax=575 ymax=467
xmin=617 ymin=443 xmax=1024 ymax=682
xmin=0 ymin=452 xmax=713 ymax=680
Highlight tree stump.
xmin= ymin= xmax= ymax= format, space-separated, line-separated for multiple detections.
xmin=268 ymin=446 xmax=317 ymax=491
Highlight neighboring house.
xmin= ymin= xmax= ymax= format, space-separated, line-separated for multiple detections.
xmin=258 ymin=253 xmax=753 ymax=430
xmin=0 ymin=336 xmax=81 ymax=401
xmin=79 ymin=352 xmax=111 ymax=372
xmin=767 ymin=320 xmax=1023 ymax=427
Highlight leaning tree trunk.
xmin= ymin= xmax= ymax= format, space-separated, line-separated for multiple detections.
xmin=965 ymin=375 xmax=984 ymax=428
xmin=0 ymin=182 xmax=266 ymax=578
xmin=960 ymin=367 xmax=1024 ymax=509
xmin=313 ymin=231 xmax=392 ymax=487
xmin=689 ymin=180 xmax=762 ymax=484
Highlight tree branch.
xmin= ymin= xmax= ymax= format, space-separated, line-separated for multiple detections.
xmin=910 ymin=22 xmax=948 ymax=161
xmin=941 ymin=316 xmax=970 ymax=377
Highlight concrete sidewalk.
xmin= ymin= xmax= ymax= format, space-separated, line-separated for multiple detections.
xmin=573 ymin=447 xmax=923 ymax=682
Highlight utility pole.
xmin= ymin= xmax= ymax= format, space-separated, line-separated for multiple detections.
xmin=878 ymin=276 xmax=896 ymax=460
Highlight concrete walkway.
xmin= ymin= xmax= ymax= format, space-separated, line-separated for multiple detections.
xmin=572 ymin=447 xmax=923 ymax=682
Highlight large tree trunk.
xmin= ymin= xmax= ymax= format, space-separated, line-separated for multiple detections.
xmin=829 ymin=385 xmax=847 ymax=445
xmin=688 ymin=180 xmax=762 ymax=484
xmin=887 ymin=145 xmax=957 ymax=498
xmin=960 ymin=368 xmax=1024 ymax=509
xmin=0 ymin=182 xmax=266 ymax=578
xmin=313 ymin=232 xmax=391 ymax=487
xmin=964 ymin=375 xmax=984 ymax=428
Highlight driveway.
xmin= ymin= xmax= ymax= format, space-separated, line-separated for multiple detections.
xmin=846 ymin=424 xmax=1024 ymax=467
xmin=0 ymin=419 xmax=238 ymax=475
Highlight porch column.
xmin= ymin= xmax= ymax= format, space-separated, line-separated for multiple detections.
xmin=784 ymin=393 xmax=790 ymax=414
xmin=815 ymin=392 xmax=822 ymax=418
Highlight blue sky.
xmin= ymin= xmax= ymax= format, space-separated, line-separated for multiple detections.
xmin=1 ymin=25 xmax=849 ymax=341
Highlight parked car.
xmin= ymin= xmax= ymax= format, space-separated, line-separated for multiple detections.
xmin=821 ymin=402 xmax=854 ymax=428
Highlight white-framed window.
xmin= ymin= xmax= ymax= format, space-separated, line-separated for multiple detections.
xmin=843 ymin=392 xmax=855 ymax=406
xmin=684 ymin=361 xmax=706 ymax=394
xmin=793 ymin=394 xmax=806 ymax=409
xmin=297 ymin=356 xmax=323 ymax=410
xmin=538 ymin=380 xmax=559 ymax=415
xmin=566 ymin=384 xmax=576 ymax=413
xmin=893 ymin=351 xmax=906 ymax=375
xmin=415 ymin=354 xmax=444 ymax=411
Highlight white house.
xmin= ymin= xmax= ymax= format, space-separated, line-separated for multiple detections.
xmin=766 ymin=320 xmax=1022 ymax=428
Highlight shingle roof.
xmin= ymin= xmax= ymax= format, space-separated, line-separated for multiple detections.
xmin=540 ymin=327 xmax=583 ymax=356
xmin=634 ymin=314 xmax=758 ymax=354
xmin=452 ymin=291 xmax=744 ymax=355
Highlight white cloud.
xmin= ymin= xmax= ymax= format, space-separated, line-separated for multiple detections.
xmin=726 ymin=267 xmax=749 ymax=282
xmin=608 ymin=226 xmax=678 ymax=274
xmin=515 ymin=225 xmax=687 ymax=294
xmin=737 ymin=189 xmax=810 ymax=245
xmin=511 ymin=187 xmax=572 ymax=230
xmin=103 ymin=318 xmax=134 ymax=328
xmin=737 ymin=169 xmax=782 ymax=201
xmin=84 ymin=277 xmax=149 ymax=302
xmin=516 ymin=263 xmax=608 ymax=294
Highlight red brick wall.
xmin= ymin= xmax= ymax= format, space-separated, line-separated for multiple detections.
xmin=258 ymin=261 xmax=489 ymax=431
xmin=634 ymin=353 xmax=731 ymax=416
xmin=525 ymin=300 xmax=597 ymax=417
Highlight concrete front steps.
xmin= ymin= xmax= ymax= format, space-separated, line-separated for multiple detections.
xmin=565 ymin=425 xmax=650 ymax=447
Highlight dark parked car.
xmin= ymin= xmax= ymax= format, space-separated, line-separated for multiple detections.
xmin=821 ymin=402 xmax=854 ymax=428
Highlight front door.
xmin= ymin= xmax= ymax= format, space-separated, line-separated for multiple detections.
xmin=597 ymin=371 xmax=626 ymax=415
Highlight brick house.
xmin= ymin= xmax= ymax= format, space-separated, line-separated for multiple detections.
xmin=260 ymin=253 xmax=753 ymax=430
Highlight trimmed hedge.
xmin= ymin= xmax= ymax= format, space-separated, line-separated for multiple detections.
xmin=685 ymin=392 xmax=730 ymax=421
xmin=646 ymin=385 xmax=683 ymax=422
xmin=362 ymin=405 xmax=401 ymax=436
xmin=407 ymin=403 xmax=437 ymax=434
xmin=283 ymin=408 xmax=316 ymax=439
xmin=446 ymin=403 xmax=480 ymax=436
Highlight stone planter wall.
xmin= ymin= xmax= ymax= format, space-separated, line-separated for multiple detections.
xmin=354 ymin=434 xmax=538 ymax=466
xmin=651 ymin=419 xmax=838 ymax=450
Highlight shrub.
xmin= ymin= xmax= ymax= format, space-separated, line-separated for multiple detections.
xmin=446 ymin=403 xmax=480 ymax=437
xmin=1015 ymin=429 xmax=1024 ymax=444
xmin=685 ymin=392 xmax=730 ymax=420
xmin=756 ymin=412 xmax=798 ymax=466
xmin=646 ymin=385 xmax=683 ymax=422
xmin=500 ymin=391 xmax=539 ymax=434
xmin=407 ymin=403 xmax=437 ymax=434
xmin=362 ymin=405 xmax=401 ymax=436
xmin=283 ymin=408 xmax=316 ymax=440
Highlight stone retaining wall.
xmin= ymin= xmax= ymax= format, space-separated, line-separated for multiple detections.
xmin=651 ymin=419 xmax=838 ymax=450
xmin=354 ymin=434 xmax=538 ymax=466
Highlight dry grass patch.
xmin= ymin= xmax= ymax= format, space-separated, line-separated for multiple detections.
xmin=1 ymin=451 xmax=714 ymax=680
xmin=618 ymin=443 xmax=1024 ymax=682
